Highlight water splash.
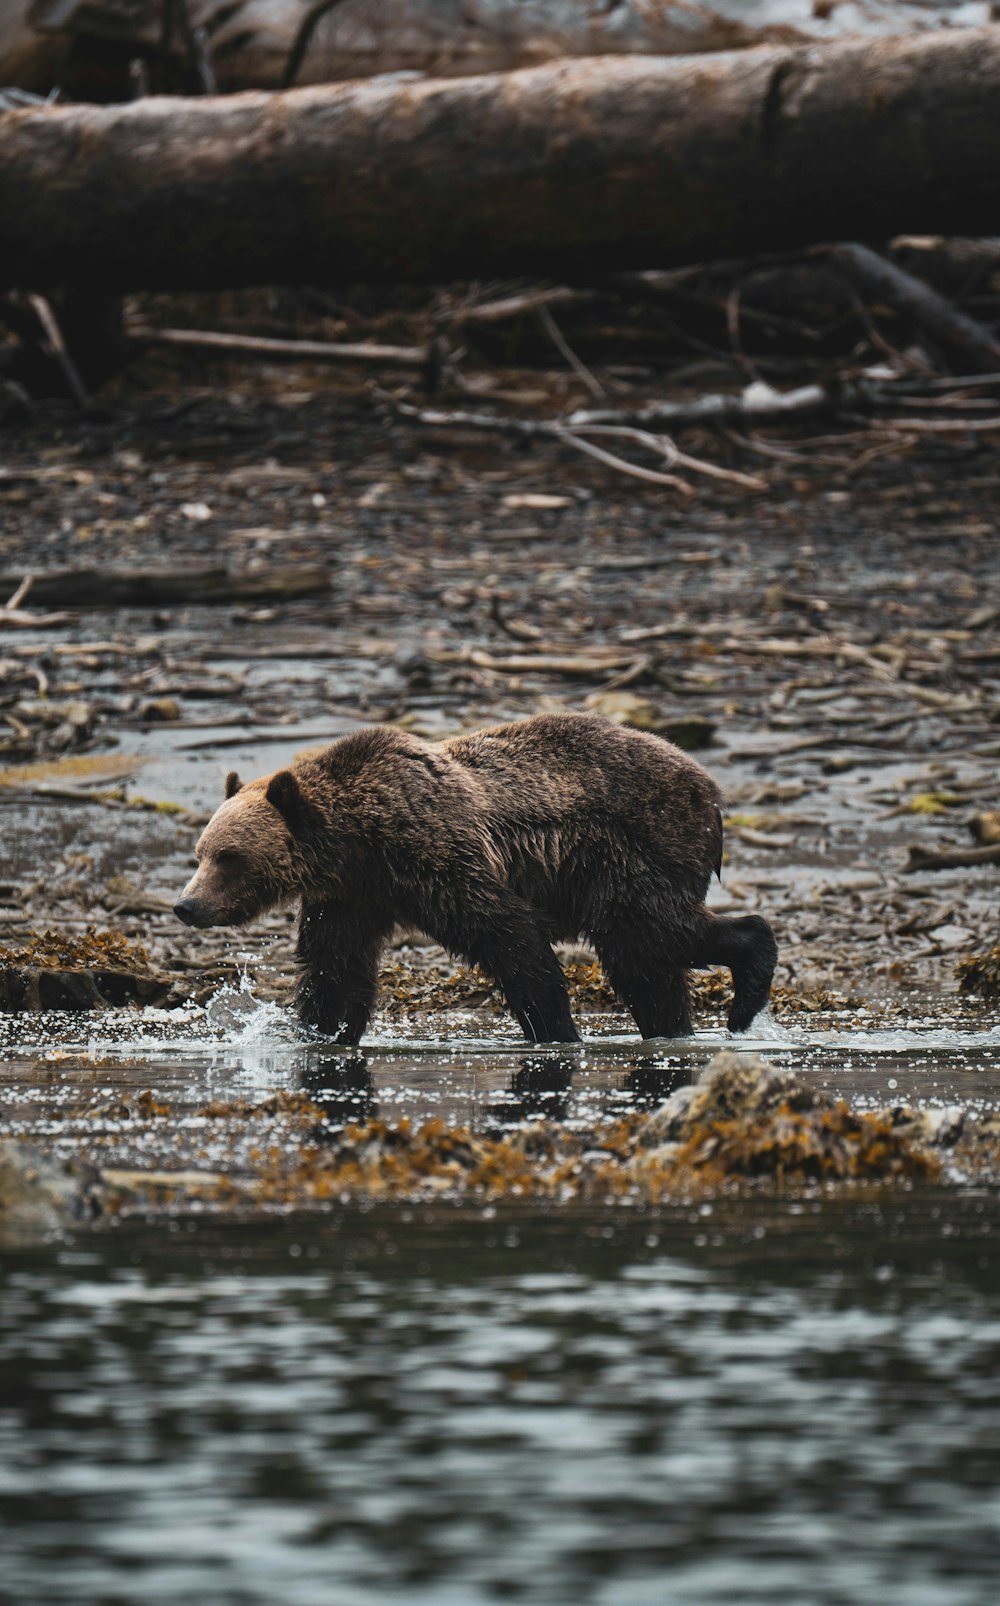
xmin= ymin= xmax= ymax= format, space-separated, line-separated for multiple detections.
xmin=738 ymin=1006 xmax=799 ymax=1045
xmin=204 ymin=968 xmax=299 ymax=1047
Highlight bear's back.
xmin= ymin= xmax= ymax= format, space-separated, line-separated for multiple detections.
xmin=445 ymin=713 xmax=717 ymax=806
xmin=444 ymin=713 xmax=721 ymax=887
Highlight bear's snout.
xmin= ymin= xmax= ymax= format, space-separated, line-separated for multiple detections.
xmin=174 ymin=897 xmax=211 ymax=928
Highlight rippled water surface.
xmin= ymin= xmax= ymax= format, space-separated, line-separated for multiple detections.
xmin=2 ymin=1000 xmax=999 ymax=1602
xmin=2 ymin=1190 xmax=999 ymax=1605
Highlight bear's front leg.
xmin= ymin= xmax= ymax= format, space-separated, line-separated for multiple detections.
xmin=295 ymin=899 xmax=389 ymax=1044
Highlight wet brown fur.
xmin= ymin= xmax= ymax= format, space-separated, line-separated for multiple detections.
xmin=176 ymin=713 xmax=777 ymax=1044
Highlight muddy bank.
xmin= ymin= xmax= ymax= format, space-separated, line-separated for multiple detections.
xmin=1 ymin=358 xmax=999 ymax=1018
xmin=2 ymin=342 xmax=1000 ymax=1224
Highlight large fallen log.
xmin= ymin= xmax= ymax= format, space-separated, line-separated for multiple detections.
xmin=3 ymin=27 xmax=1000 ymax=291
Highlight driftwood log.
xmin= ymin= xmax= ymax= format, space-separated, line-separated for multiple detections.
xmin=0 ymin=564 xmax=331 ymax=607
xmin=4 ymin=28 xmax=1000 ymax=291
xmin=904 ymin=843 xmax=1000 ymax=874
xmin=2 ymin=0 xmax=958 ymax=98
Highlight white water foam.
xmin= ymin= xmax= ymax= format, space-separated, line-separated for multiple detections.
xmin=731 ymin=1006 xmax=799 ymax=1046
xmin=204 ymin=970 xmax=299 ymax=1046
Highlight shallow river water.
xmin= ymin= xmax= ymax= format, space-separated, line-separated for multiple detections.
xmin=1 ymin=1190 xmax=998 ymax=1606
xmin=2 ymin=1010 xmax=1000 ymax=1604
xmin=4 ymin=999 xmax=1000 ymax=1140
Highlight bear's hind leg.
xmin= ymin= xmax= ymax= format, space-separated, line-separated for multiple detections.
xmin=296 ymin=899 xmax=389 ymax=1044
xmin=592 ymin=932 xmax=693 ymax=1040
xmin=690 ymin=911 xmax=777 ymax=1033
xmin=474 ymin=935 xmax=580 ymax=1044
xmin=439 ymin=900 xmax=580 ymax=1044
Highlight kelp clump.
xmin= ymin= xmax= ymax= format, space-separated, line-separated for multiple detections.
xmin=253 ymin=1112 xmax=636 ymax=1207
xmin=956 ymin=946 xmax=1000 ymax=1004
xmin=379 ymin=960 xmax=496 ymax=1014
xmin=239 ymin=1052 xmax=938 ymax=1209
xmin=0 ymin=928 xmax=152 ymax=973
xmin=664 ymin=1104 xmax=933 ymax=1184
xmin=632 ymin=1052 xmax=938 ymax=1186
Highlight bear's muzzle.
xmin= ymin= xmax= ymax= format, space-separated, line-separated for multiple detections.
xmin=174 ymin=897 xmax=213 ymax=928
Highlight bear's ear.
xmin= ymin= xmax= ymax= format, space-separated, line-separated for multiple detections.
xmin=265 ymin=769 xmax=302 ymax=822
xmin=224 ymin=771 xmax=243 ymax=799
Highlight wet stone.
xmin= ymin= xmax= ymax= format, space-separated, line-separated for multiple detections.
xmin=0 ymin=1139 xmax=102 ymax=1242
xmin=0 ymin=929 xmax=171 ymax=1013
xmin=138 ymin=697 xmax=182 ymax=723
xmin=632 ymin=1051 xmax=939 ymax=1185
xmin=0 ymin=965 xmax=171 ymax=1012
xmin=636 ymin=1051 xmax=827 ymax=1147
xmin=584 ymin=692 xmax=716 ymax=749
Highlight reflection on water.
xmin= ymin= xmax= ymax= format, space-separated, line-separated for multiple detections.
xmin=299 ymin=1050 xmax=695 ymax=1133
xmin=489 ymin=1052 xmax=579 ymax=1125
xmin=2 ymin=1007 xmax=999 ymax=1142
xmin=0 ymin=1198 xmax=998 ymax=1605
xmin=300 ymin=1050 xmax=378 ymax=1129
xmin=489 ymin=1055 xmax=695 ymax=1127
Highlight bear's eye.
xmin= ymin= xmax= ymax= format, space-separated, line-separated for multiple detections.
xmin=216 ymin=849 xmax=244 ymax=867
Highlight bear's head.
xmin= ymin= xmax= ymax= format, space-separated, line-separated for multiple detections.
xmin=174 ymin=768 xmax=307 ymax=928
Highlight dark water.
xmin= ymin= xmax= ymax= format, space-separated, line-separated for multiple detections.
xmin=1 ymin=1195 xmax=998 ymax=1605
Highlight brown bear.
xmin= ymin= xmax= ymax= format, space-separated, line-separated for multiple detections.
xmin=174 ymin=713 xmax=776 ymax=1045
